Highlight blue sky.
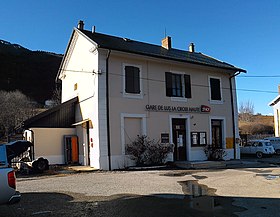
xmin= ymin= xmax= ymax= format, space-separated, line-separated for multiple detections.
xmin=1 ymin=0 xmax=280 ymax=115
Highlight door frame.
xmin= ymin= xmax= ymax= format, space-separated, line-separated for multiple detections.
xmin=209 ymin=116 xmax=226 ymax=149
xmin=169 ymin=114 xmax=191 ymax=161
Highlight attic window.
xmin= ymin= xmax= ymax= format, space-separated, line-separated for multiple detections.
xmin=74 ymin=83 xmax=78 ymax=91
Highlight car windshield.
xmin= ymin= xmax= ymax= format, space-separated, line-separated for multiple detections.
xmin=264 ymin=142 xmax=272 ymax=146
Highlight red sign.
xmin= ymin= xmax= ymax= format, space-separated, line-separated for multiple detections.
xmin=201 ymin=105 xmax=211 ymax=113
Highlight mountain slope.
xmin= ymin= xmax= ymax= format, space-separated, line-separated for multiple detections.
xmin=0 ymin=40 xmax=63 ymax=103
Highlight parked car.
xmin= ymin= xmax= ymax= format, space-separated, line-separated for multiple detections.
xmin=264 ymin=137 xmax=280 ymax=155
xmin=240 ymin=139 xmax=275 ymax=158
xmin=0 ymin=144 xmax=21 ymax=205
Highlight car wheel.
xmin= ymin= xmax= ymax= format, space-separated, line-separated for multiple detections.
xmin=276 ymin=149 xmax=280 ymax=155
xmin=256 ymin=152 xmax=263 ymax=159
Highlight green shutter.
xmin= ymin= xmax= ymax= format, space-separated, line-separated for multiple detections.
xmin=125 ymin=66 xmax=140 ymax=94
xmin=210 ymin=78 xmax=221 ymax=100
xmin=133 ymin=67 xmax=140 ymax=94
xmin=184 ymin=74 xmax=191 ymax=98
xmin=165 ymin=72 xmax=172 ymax=97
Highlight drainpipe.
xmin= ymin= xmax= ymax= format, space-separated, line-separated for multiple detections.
xmin=229 ymin=71 xmax=241 ymax=159
xmin=106 ymin=50 xmax=112 ymax=170
xmin=86 ymin=121 xmax=90 ymax=165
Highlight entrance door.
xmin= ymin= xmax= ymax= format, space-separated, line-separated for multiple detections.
xmin=64 ymin=136 xmax=79 ymax=164
xmin=211 ymin=120 xmax=223 ymax=149
xmin=172 ymin=119 xmax=187 ymax=161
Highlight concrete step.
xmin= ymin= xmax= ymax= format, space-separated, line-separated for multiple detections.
xmin=175 ymin=161 xmax=226 ymax=169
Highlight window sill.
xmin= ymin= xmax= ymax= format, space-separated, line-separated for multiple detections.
xmin=209 ymin=100 xmax=224 ymax=105
xmin=123 ymin=93 xmax=143 ymax=99
xmin=170 ymin=97 xmax=188 ymax=102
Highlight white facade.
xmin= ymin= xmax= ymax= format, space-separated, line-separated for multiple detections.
xmin=57 ymin=25 xmax=244 ymax=170
xmin=269 ymin=95 xmax=280 ymax=137
xmin=24 ymin=128 xmax=76 ymax=164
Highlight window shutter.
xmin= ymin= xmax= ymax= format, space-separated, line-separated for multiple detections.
xmin=210 ymin=78 xmax=221 ymax=100
xmin=125 ymin=66 xmax=133 ymax=93
xmin=133 ymin=67 xmax=140 ymax=94
xmin=165 ymin=72 xmax=172 ymax=97
xmin=184 ymin=74 xmax=191 ymax=98
xmin=125 ymin=66 xmax=140 ymax=94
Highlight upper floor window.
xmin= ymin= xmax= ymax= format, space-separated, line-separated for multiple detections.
xmin=165 ymin=72 xmax=191 ymax=98
xmin=209 ymin=77 xmax=222 ymax=103
xmin=123 ymin=64 xmax=142 ymax=99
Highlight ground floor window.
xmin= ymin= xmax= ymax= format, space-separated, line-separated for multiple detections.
xmin=121 ymin=113 xmax=147 ymax=155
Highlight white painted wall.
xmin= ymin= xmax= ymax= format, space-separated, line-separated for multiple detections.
xmin=25 ymin=128 xmax=76 ymax=164
xmin=59 ymin=29 xmax=107 ymax=169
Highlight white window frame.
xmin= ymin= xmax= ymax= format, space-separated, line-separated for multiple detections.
xmin=168 ymin=71 xmax=190 ymax=102
xmin=209 ymin=116 xmax=226 ymax=149
xmin=122 ymin=63 xmax=143 ymax=99
xmin=208 ymin=76 xmax=223 ymax=104
xmin=120 ymin=113 xmax=147 ymax=155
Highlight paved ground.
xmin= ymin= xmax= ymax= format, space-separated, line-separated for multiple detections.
xmin=2 ymin=157 xmax=280 ymax=216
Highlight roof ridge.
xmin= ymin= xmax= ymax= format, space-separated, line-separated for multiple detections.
xmin=82 ymin=30 xmax=195 ymax=53
xmin=80 ymin=29 xmax=246 ymax=72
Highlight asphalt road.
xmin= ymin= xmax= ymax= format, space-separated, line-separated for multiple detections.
xmin=2 ymin=163 xmax=280 ymax=217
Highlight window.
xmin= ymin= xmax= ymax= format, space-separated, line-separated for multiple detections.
xmin=165 ymin=72 xmax=191 ymax=98
xmin=209 ymin=77 xmax=222 ymax=102
xmin=211 ymin=119 xmax=223 ymax=149
xmin=120 ymin=113 xmax=147 ymax=155
xmin=124 ymin=65 xmax=140 ymax=94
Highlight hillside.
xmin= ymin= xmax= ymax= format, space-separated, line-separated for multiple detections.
xmin=0 ymin=40 xmax=63 ymax=104
xmin=239 ymin=114 xmax=274 ymax=135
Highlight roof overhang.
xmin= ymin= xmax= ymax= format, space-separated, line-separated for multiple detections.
xmin=72 ymin=119 xmax=90 ymax=126
xmin=18 ymin=97 xmax=78 ymax=129
xmin=72 ymin=118 xmax=93 ymax=128
xmin=269 ymin=95 xmax=280 ymax=106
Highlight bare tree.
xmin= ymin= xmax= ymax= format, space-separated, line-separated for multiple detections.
xmin=0 ymin=90 xmax=38 ymax=141
xmin=239 ymin=100 xmax=255 ymax=122
xmin=50 ymin=87 xmax=61 ymax=106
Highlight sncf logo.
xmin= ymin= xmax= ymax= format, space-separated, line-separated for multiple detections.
xmin=201 ymin=105 xmax=211 ymax=113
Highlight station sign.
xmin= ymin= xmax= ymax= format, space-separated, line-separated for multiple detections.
xmin=145 ymin=104 xmax=211 ymax=113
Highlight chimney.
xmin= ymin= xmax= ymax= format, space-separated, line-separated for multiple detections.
xmin=189 ymin=43 xmax=195 ymax=52
xmin=278 ymin=85 xmax=280 ymax=94
xmin=161 ymin=36 xmax=171 ymax=50
xmin=77 ymin=20 xmax=84 ymax=30
xmin=92 ymin=26 xmax=96 ymax=33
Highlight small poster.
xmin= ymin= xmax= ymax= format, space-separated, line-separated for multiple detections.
xmin=161 ymin=133 xmax=169 ymax=143
xmin=200 ymin=132 xmax=206 ymax=145
xmin=192 ymin=132 xmax=198 ymax=145
xmin=191 ymin=132 xmax=207 ymax=146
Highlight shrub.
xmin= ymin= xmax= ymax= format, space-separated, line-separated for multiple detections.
xmin=204 ymin=145 xmax=227 ymax=161
xmin=126 ymin=135 xmax=173 ymax=166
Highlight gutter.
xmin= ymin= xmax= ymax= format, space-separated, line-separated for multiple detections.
xmin=229 ymin=71 xmax=243 ymax=159
xmin=106 ymin=50 xmax=112 ymax=170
